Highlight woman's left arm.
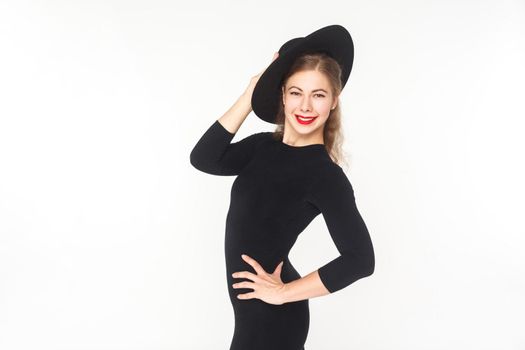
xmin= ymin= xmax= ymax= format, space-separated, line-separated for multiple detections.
xmin=282 ymin=165 xmax=375 ymax=303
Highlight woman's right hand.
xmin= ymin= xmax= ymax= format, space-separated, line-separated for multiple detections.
xmin=243 ymin=51 xmax=279 ymax=100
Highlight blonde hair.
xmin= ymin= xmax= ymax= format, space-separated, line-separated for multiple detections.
xmin=271 ymin=52 xmax=350 ymax=170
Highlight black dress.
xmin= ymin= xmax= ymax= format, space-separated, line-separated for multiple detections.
xmin=190 ymin=120 xmax=375 ymax=350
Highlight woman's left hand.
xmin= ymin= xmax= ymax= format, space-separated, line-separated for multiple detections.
xmin=232 ymin=254 xmax=287 ymax=305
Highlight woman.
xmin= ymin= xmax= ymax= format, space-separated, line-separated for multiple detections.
xmin=190 ymin=25 xmax=375 ymax=350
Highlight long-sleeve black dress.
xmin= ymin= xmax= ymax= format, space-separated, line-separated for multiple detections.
xmin=190 ymin=119 xmax=375 ymax=350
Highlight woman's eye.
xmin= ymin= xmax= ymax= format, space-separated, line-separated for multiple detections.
xmin=290 ymin=91 xmax=325 ymax=98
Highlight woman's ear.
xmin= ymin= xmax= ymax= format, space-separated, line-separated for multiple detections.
xmin=331 ymin=96 xmax=339 ymax=110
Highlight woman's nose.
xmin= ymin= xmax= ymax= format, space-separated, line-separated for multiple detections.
xmin=301 ymin=98 xmax=312 ymax=112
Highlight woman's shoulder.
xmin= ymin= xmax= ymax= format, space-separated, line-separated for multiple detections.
xmin=248 ymin=131 xmax=277 ymax=148
xmin=236 ymin=130 xmax=273 ymax=146
xmin=246 ymin=130 xmax=274 ymax=140
xmin=316 ymin=160 xmax=347 ymax=180
xmin=308 ymin=159 xmax=353 ymax=193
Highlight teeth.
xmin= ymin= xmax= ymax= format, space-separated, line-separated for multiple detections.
xmin=297 ymin=116 xmax=315 ymax=121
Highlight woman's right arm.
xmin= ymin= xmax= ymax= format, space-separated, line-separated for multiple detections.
xmin=189 ymin=52 xmax=279 ymax=176
xmin=189 ymin=94 xmax=267 ymax=176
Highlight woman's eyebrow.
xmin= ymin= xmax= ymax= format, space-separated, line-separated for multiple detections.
xmin=288 ymin=86 xmax=328 ymax=93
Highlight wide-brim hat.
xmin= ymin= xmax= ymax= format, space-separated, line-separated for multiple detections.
xmin=251 ymin=24 xmax=354 ymax=124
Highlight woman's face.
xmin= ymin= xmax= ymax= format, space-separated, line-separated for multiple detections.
xmin=281 ymin=69 xmax=338 ymax=141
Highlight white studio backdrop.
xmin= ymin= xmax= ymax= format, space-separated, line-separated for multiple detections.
xmin=1 ymin=0 xmax=524 ymax=349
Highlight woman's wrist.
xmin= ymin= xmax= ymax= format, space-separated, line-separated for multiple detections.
xmin=240 ymin=90 xmax=253 ymax=107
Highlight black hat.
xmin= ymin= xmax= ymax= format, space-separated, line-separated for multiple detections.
xmin=251 ymin=24 xmax=354 ymax=124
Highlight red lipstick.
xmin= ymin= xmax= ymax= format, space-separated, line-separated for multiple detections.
xmin=294 ymin=114 xmax=318 ymax=125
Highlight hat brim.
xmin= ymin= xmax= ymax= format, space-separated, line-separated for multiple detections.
xmin=252 ymin=24 xmax=354 ymax=124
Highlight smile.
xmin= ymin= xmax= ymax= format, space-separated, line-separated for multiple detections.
xmin=294 ymin=114 xmax=318 ymax=125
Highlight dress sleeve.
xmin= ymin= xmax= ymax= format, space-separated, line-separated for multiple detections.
xmin=306 ymin=165 xmax=375 ymax=293
xmin=189 ymin=119 xmax=268 ymax=176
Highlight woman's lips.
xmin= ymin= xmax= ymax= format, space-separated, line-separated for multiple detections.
xmin=294 ymin=114 xmax=318 ymax=125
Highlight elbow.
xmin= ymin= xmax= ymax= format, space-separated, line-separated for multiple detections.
xmin=189 ymin=149 xmax=200 ymax=170
xmin=189 ymin=148 xmax=208 ymax=172
xmin=363 ymin=255 xmax=375 ymax=277
xmin=190 ymin=148 xmax=222 ymax=175
xmin=362 ymin=247 xmax=375 ymax=277
xmin=358 ymin=238 xmax=375 ymax=277
xmin=353 ymin=251 xmax=374 ymax=279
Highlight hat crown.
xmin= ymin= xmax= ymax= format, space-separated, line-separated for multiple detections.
xmin=278 ymin=37 xmax=336 ymax=63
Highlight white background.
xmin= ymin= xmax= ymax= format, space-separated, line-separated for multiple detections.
xmin=1 ymin=0 xmax=524 ymax=349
